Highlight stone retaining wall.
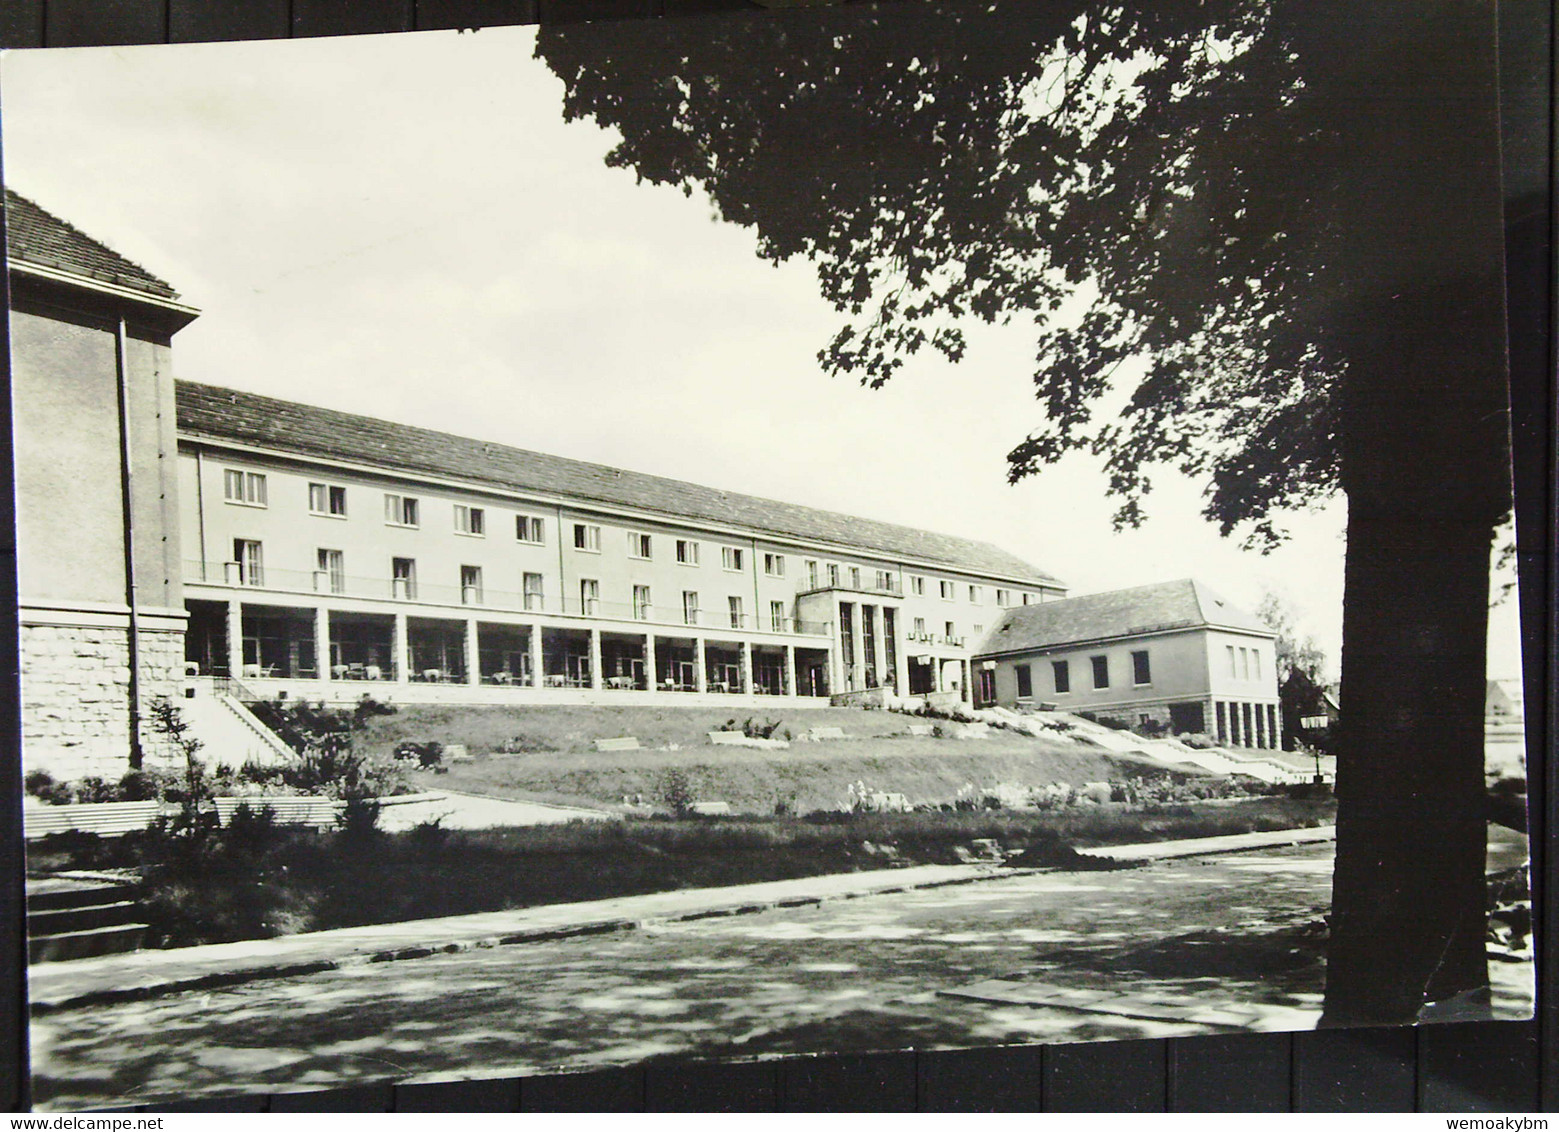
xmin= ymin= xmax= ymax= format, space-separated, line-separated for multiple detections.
xmin=22 ymin=624 xmax=184 ymax=780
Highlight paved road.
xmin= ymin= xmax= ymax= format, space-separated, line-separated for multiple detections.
xmin=29 ymin=843 xmax=1333 ymax=1109
xmin=30 ymin=838 xmax=1532 ymax=1110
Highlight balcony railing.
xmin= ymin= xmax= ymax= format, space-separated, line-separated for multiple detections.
xmin=184 ymin=560 xmax=833 ymax=637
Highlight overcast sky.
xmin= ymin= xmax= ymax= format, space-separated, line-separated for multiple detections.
xmin=0 ymin=24 xmax=1526 ymax=681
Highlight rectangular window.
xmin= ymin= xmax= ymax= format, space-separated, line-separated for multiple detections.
xmin=461 ymin=565 xmax=483 ymax=604
xmin=849 ymin=566 xmax=861 ymax=589
xmin=940 ymin=580 xmax=955 ymax=600
xmin=1228 ymin=644 xmax=1238 ymax=677
xmin=676 ymin=539 xmax=700 ymax=565
xmin=628 ymin=532 xmax=653 ymax=559
xmin=580 ymin=578 xmax=600 ymax=614
xmin=573 ymin=523 xmax=601 ymax=552
xmin=995 ymin=589 xmax=1010 ymax=606
xmin=309 ymin=483 xmax=347 ymax=516
xmin=805 ymin=560 xmax=819 ymax=587
xmin=763 ymin=552 xmax=785 ymax=577
xmin=1016 ymin=664 xmax=1033 ymax=699
xmin=728 ymin=595 xmax=744 ymax=629
xmin=1052 ymin=660 xmax=1070 ymax=694
xmin=944 ymin=621 xmax=956 ymax=641
xmin=682 ymin=591 xmax=699 ymax=626
xmin=913 ymin=617 xmax=926 ymax=635
xmin=770 ymin=600 xmax=786 ymax=632
xmin=875 ymin=570 xmax=893 ymax=591
xmin=911 ymin=576 xmax=925 ymax=596
xmin=632 ymin=584 xmax=652 ymax=620
xmin=234 ymin=539 xmax=263 ymax=586
xmin=224 ymin=469 xmax=267 ymax=507
xmin=1091 ymin=655 xmax=1110 ymax=689
xmin=454 ymin=504 xmax=485 ymax=536
xmin=969 ymin=585 xmax=981 ymax=603
xmin=317 ymin=548 xmax=344 ymax=594
xmin=827 ymin=563 xmax=840 ymax=586
xmin=384 ymin=494 xmax=419 ymax=527
xmin=515 ymin=514 xmax=545 ymax=544
xmin=722 ymin=546 xmax=745 ymax=571
xmin=1132 ymin=649 xmax=1151 ymax=685
xmin=1240 ymin=647 xmax=1251 ymax=679
xmin=1252 ymin=651 xmax=1262 ymax=679
xmin=1022 ymin=593 xmax=1034 ymax=605
xmin=392 ymin=556 xmax=416 ymax=599
xmin=973 ymin=624 xmax=983 ymax=636
xmin=523 ymin=572 xmax=544 ymax=611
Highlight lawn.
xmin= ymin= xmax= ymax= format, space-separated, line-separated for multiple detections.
xmin=359 ymin=703 xmax=1202 ymax=812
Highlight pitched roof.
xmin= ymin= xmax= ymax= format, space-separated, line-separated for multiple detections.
xmin=976 ymin=578 xmax=1270 ymax=655
xmin=176 ymin=380 xmax=1060 ymax=584
xmin=4 ymin=189 xmax=180 ymax=301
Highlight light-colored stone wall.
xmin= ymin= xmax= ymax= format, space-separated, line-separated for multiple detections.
xmin=21 ymin=623 xmax=184 ymax=781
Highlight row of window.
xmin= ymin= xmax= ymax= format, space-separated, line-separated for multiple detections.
xmin=1227 ymin=644 xmax=1263 ymax=681
xmin=1014 ymin=650 xmax=1152 ymax=698
xmin=233 ymin=540 xmax=793 ymax=629
xmin=224 ymin=468 xmax=1037 ymax=602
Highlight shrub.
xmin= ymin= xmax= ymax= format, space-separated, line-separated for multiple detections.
xmin=116 ymin=769 xmax=163 ymax=802
xmin=351 ymin=695 xmax=398 ymax=729
xmin=660 ymin=768 xmax=696 ymax=817
xmin=394 ymin=740 xmax=444 ymax=767
xmin=24 ymin=770 xmax=73 ymax=806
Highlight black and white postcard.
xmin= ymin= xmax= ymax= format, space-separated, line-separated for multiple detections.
xmin=3 ymin=1 xmax=1533 ymax=1109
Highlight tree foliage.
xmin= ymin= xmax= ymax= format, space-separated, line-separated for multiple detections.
xmin=1256 ymin=592 xmax=1327 ymax=682
xmin=537 ymin=0 xmax=1512 ymax=1025
xmin=539 ymin=0 xmax=1365 ymax=548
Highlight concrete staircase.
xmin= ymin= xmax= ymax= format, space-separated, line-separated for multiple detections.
xmin=997 ymin=709 xmax=1313 ymax=785
xmin=28 ymin=876 xmax=148 ymax=963
xmin=179 ymin=681 xmax=295 ymax=766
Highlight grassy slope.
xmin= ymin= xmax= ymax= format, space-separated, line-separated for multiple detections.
xmin=359 ymin=704 xmax=1199 ymax=813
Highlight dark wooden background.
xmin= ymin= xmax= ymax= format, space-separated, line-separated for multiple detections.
xmin=0 ymin=0 xmax=1550 ymax=1112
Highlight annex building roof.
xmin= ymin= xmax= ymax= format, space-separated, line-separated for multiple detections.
xmin=176 ymin=380 xmax=1061 ymax=586
xmin=5 ymin=189 xmax=181 ymax=301
xmin=976 ymin=578 xmax=1271 ymax=655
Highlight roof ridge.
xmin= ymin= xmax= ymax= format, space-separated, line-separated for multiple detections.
xmin=175 ymin=379 xmax=1060 ymax=584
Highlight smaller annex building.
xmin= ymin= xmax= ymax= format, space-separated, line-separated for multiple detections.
xmin=972 ymin=578 xmax=1282 ymax=749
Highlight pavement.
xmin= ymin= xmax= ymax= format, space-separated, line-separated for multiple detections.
xmin=26 ymin=826 xmax=1536 ymax=1110
xmin=28 ymin=824 xmax=1338 ymax=1015
xmin=1076 ymin=823 xmax=1336 ymax=861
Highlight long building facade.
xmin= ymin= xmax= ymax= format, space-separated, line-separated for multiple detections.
xmin=9 ymin=191 xmax=1068 ymax=777
xmin=176 ymin=381 xmax=1066 ymax=711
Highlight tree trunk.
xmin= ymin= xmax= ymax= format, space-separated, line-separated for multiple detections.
xmin=1323 ymin=510 xmax=1495 ymax=1024
xmin=1297 ymin=1 xmax=1512 ymax=1027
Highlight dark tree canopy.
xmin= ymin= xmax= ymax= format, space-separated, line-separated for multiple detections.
xmin=538 ymin=0 xmax=1514 ymax=1026
xmin=538 ymin=0 xmax=1417 ymax=548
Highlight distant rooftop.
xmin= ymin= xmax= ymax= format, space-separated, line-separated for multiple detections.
xmin=177 ymin=380 xmax=1062 ymax=585
xmin=4 ymin=189 xmax=180 ymax=301
xmin=977 ymin=578 xmax=1270 ymax=654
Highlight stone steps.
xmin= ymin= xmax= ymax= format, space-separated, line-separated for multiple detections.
xmin=27 ymin=878 xmax=148 ymax=965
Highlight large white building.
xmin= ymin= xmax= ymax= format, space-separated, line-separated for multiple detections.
xmin=13 ymin=191 xmax=1290 ymax=781
xmin=176 ymin=380 xmax=1066 ymax=710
